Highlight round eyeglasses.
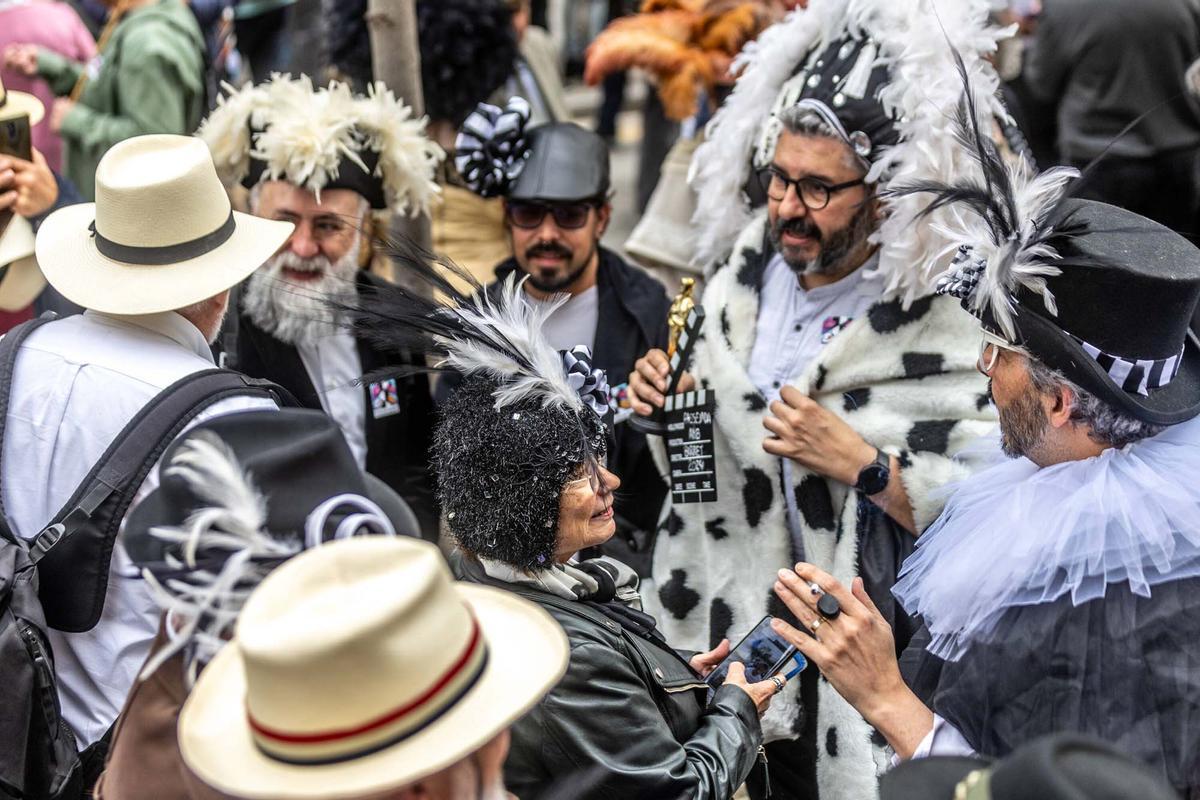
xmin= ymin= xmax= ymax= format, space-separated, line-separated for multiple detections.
xmin=756 ymin=165 xmax=865 ymax=210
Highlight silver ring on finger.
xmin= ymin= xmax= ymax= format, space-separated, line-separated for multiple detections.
xmin=770 ymin=675 xmax=786 ymax=694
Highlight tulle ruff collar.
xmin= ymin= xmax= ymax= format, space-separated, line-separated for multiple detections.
xmin=894 ymin=415 xmax=1200 ymax=661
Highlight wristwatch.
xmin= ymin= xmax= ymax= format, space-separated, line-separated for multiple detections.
xmin=854 ymin=448 xmax=891 ymax=495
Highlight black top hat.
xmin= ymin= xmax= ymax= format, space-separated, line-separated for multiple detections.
xmin=124 ymin=408 xmax=417 ymax=572
xmin=880 ymin=734 xmax=1179 ymax=800
xmin=507 ymin=122 xmax=611 ymax=203
xmin=976 ymin=200 xmax=1200 ymax=425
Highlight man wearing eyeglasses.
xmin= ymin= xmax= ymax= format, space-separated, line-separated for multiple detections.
xmin=199 ymin=76 xmax=443 ymax=541
xmin=485 ymin=120 xmax=671 ymax=574
xmin=628 ymin=20 xmax=1001 ymax=794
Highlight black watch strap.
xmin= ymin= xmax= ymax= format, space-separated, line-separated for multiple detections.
xmin=854 ymin=448 xmax=891 ymax=495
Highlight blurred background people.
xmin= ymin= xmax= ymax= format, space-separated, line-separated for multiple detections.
xmin=3 ymin=0 xmax=206 ymax=200
xmin=1023 ymin=0 xmax=1200 ymax=236
xmin=0 ymin=0 xmax=95 ymax=175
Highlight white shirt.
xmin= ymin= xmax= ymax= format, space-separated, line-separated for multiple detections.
xmin=747 ymin=253 xmax=881 ymax=557
xmin=2 ymin=311 xmax=276 ymax=745
xmin=531 ymin=285 xmax=599 ymax=353
xmin=297 ymin=330 xmax=367 ymax=468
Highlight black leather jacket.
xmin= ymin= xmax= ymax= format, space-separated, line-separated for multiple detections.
xmin=459 ymin=557 xmax=763 ymax=800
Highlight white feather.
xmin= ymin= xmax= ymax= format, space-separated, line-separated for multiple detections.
xmin=138 ymin=432 xmax=298 ymax=683
xmin=197 ymin=75 xmax=444 ymax=216
xmin=689 ymin=0 xmax=1012 ymax=307
xmin=438 ymin=273 xmax=584 ymax=412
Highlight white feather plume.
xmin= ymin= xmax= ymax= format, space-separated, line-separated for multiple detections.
xmin=197 ymin=74 xmax=444 ymax=216
xmin=689 ymin=0 xmax=1012 ymax=307
xmin=440 ymin=273 xmax=584 ymax=413
xmin=137 ymin=432 xmax=298 ymax=684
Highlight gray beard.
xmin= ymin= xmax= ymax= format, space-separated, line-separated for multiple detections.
xmin=242 ymin=244 xmax=360 ymax=347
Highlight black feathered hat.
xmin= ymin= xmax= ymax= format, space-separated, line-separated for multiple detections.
xmin=893 ymin=56 xmax=1200 ymax=424
xmin=337 ymin=240 xmax=616 ymax=570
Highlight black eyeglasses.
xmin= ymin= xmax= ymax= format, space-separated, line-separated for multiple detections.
xmin=756 ymin=165 xmax=865 ymax=210
xmin=506 ymin=201 xmax=596 ymax=230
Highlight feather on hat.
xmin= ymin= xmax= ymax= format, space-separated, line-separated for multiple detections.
xmin=198 ymin=75 xmax=444 ymax=217
xmin=689 ymin=0 xmax=1014 ymax=306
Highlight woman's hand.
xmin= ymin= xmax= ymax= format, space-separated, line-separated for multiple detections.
xmin=628 ymin=348 xmax=695 ymax=416
xmin=689 ymin=638 xmax=730 ymax=677
xmin=722 ymin=661 xmax=784 ymax=717
xmin=3 ymin=44 xmax=38 ymax=77
xmin=770 ymin=563 xmax=934 ymax=757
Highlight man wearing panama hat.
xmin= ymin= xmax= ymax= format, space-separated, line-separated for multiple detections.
xmin=2 ymin=132 xmax=292 ymax=755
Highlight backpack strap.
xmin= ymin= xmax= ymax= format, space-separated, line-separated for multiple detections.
xmin=33 ymin=368 xmax=294 ymax=632
xmin=0 ymin=314 xmax=58 ymax=546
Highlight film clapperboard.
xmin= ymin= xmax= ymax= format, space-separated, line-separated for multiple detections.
xmin=663 ymin=308 xmax=718 ymax=504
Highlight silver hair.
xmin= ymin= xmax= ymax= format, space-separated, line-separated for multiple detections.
xmin=1026 ymin=358 xmax=1166 ymax=448
xmin=775 ymin=105 xmax=864 ymax=173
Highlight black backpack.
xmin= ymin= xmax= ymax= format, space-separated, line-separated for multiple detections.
xmin=0 ymin=315 xmax=294 ymax=799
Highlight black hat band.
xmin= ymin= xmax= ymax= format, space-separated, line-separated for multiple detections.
xmin=88 ymin=212 xmax=236 ymax=266
xmin=1075 ymin=336 xmax=1184 ymax=397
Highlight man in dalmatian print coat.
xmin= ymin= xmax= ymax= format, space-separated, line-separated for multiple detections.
xmin=629 ymin=1 xmax=1011 ymax=794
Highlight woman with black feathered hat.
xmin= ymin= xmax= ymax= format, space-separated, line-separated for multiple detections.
xmin=345 ymin=246 xmax=781 ymax=799
xmin=766 ymin=69 xmax=1200 ymax=795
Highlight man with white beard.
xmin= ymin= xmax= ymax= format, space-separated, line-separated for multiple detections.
xmin=199 ymin=75 xmax=445 ymax=538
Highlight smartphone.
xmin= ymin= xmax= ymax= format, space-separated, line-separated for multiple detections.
xmin=0 ymin=113 xmax=33 ymax=240
xmin=704 ymin=615 xmax=806 ymax=699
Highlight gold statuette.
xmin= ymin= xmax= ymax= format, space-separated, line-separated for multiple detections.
xmin=666 ymin=277 xmax=697 ymax=357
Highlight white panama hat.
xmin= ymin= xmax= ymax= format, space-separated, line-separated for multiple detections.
xmin=0 ymin=216 xmax=46 ymax=311
xmin=35 ymin=134 xmax=294 ymax=315
xmin=0 ymin=74 xmax=43 ymax=125
xmin=178 ymin=536 xmax=569 ymax=800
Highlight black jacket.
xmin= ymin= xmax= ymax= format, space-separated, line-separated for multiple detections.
xmin=458 ymin=556 xmax=763 ymax=800
xmin=490 ymin=248 xmax=671 ymax=573
xmin=229 ymin=271 xmax=439 ymax=539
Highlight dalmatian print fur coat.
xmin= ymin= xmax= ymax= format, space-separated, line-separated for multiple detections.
xmin=642 ymin=210 xmax=996 ymax=799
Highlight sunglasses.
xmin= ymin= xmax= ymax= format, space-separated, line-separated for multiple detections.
xmin=506 ymin=201 xmax=596 ymax=230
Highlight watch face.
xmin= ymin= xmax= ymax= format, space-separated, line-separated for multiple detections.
xmin=857 ymin=463 xmax=890 ymax=495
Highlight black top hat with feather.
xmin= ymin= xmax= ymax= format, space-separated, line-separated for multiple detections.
xmin=342 ymin=240 xmax=615 ymax=570
xmin=894 ymin=55 xmax=1200 ymax=425
xmin=121 ymin=409 xmax=405 ymax=684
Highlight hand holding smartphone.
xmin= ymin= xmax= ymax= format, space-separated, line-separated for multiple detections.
xmin=704 ymin=615 xmax=807 ymax=701
xmin=0 ymin=113 xmax=34 ymax=239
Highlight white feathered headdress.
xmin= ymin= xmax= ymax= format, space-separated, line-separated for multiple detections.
xmin=198 ymin=74 xmax=444 ymax=218
xmin=689 ymin=0 xmax=1014 ymax=306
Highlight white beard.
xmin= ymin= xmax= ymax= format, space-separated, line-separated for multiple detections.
xmin=242 ymin=233 xmax=361 ymax=347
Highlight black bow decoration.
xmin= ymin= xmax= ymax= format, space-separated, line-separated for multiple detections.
xmin=935 ymin=244 xmax=986 ymax=307
xmin=455 ymin=97 xmax=532 ymax=198
xmin=561 ymin=346 xmax=612 ymax=419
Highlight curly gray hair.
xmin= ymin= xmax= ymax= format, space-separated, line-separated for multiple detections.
xmin=1026 ymin=358 xmax=1166 ymax=449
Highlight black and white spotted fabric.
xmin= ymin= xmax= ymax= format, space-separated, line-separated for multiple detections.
xmin=643 ymin=210 xmax=997 ymax=800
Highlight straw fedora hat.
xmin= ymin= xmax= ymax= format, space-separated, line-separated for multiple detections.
xmin=0 ymin=216 xmax=46 ymax=311
xmin=35 ymin=134 xmax=293 ymax=315
xmin=178 ymin=536 xmax=569 ymax=799
xmin=0 ymin=75 xmax=43 ymax=125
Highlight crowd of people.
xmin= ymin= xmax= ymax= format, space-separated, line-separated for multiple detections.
xmin=2 ymin=0 xmax=1200 ymax=799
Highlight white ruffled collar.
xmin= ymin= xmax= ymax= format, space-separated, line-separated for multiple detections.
xmin=894 ymin=415 xmax=1200 ymax=661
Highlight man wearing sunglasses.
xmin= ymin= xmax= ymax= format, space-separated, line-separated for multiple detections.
xmin=479 ymin=120 xmax=670 ymax=576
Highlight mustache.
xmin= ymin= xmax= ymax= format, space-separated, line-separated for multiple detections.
xmin=774 ymin=215 xmax=821 ymax=241
xmin=525 ymin=241 xmax=573 ymax=261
